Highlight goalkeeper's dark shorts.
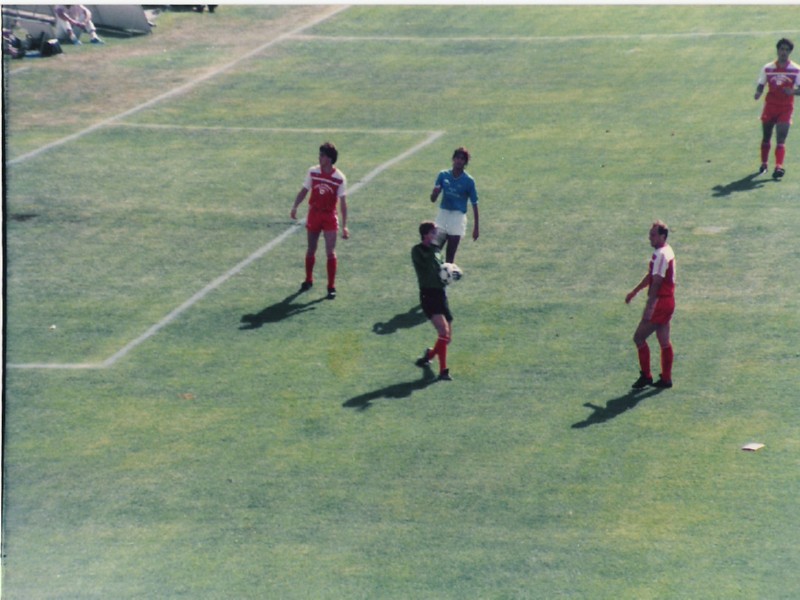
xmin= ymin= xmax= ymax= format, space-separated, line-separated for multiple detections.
xmin=420 ymin=288 xmax=453 ymax=322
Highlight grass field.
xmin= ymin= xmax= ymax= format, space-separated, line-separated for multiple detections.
xmin=4 ymin=5 xmax=800 ymax=598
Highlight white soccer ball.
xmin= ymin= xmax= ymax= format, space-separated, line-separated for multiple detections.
xmin=439 ymin=262 xmax=463 ymax=285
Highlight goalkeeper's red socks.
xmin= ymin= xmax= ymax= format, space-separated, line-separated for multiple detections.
xmin=433 ymin=335 xmax=450 ymax=373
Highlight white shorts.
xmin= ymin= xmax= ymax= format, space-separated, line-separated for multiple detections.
xmin=435 ymin=208 xmax=467 ymax=237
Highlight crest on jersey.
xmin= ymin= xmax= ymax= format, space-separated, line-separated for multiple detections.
xmin=317 ymin=183 xmax=335 ymax=196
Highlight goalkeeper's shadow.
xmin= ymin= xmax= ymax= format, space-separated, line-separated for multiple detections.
xmin=372 ymin=304 xmax=428 ymax=335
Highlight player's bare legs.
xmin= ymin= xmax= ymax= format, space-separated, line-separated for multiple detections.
xmin=431 ymin=313 xmax=451 ymax=340
xmin=444 ymin=235 xmax=461 ymax=264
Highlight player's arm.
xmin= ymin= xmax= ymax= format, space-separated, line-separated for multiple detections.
xmin=754 ymin=65 xmax=768 ymax=100
xmin=339 ymin=196 xmax=349 ymax=239
xmin=290 ymin=187 xmax=308 ymax=220
xmin=470 ymin=183 xmax=479 ymax=240
xmin=430 ymin=186 xmax=441 ymax=203
xmin=625 ymin=274 xmax=650 ymax=304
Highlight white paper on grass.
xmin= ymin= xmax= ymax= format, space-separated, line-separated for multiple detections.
xmin=741 ymin=443 xmax=765 ymax=452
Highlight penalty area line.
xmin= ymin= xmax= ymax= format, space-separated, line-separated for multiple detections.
xmin=7 ymin=129 xmax=445 ymax=370
xmin=7 ymin=224 xmax=304 ymax=371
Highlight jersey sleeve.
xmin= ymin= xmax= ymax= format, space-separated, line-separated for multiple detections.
xmin=433 ymin=171 xmax=445 ymax=189
xmin=757 ymin=64 xmax=769 ymax=86
xmin=336 ymin=171 xmax=347 ymax=198
xmin=302 ymin=168 xmax=312 ymax=191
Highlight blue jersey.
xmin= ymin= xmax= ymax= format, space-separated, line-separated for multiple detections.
xmin=434 ymin=169 xmax=478 ymax=214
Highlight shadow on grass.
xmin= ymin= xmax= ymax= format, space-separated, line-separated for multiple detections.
xmin=712 ymin=171 xmax=774 ymax=197
xmin=343 ymin=367 xmax=438 ymax=411
xmin=372 ymin=304 xmax=427 ymax=335
xmin=239 ymin=290 xmax=326 ymax=330
xmin=571 ymin=387 xmax=665 ymax=429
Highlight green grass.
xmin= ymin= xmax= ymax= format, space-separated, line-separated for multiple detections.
xmin=4 ymin=5 xmax=800 ymax=599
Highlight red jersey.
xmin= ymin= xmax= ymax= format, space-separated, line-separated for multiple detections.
xmin=649 ymin=244 xmax=676 ymax=298
xmin=303 ymin=166 xmax=347 ymax=212
xmin=758 ymin=60 xmax=800 ymax=108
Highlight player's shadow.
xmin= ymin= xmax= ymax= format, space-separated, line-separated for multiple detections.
xmin=343 ymin=367 xmax=438 ymax=411
xmin=239 ymin=291 xmax=326 ymax=330
xmin=712 ymin=171 xmax=772 ymax=197
xmin=372 ymin=304 xmax=428 ymax=335
xmin=571 ymin=387 xmax=665 ymax=429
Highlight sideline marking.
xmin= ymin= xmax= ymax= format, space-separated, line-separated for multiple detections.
xmin=8 ymin=129 xmax=445 ymax=370
xmin=291 ymin=30 xmax=800 ymax=44
xmin=6 ymin=5 xmax=352 ymax=167
xmin=114 ymin=123 xmax=439 ymax=136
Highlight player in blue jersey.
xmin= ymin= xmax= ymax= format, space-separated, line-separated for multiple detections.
xmin=429 ymin=147 xmax=480 ymax=264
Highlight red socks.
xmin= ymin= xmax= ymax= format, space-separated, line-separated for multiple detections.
xmin=776 ymin=143 xmax=786 ymax=167
xmin=762 ymin=143 xmax=787 ymax=168
xmin=304 ymin=255 xmax=315 ymax=283
xmin=304 ymin=255 xmax=339 ymax=291
xmin=660 ymin=344 xmax=673 ymax=383
xmin=638 ymin=342 xmax=674 ymax=382
xmin=637 ymin=343 xmax=651 ymax=379
xmin=305 ymin=255 xmax=338 ymax=289
xmin=432 ymin=335 xmax=450 ymax=372
xmin=327 ymin=256 xmax=337 ymax=289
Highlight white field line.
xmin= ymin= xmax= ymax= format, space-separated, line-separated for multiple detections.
xmin=290 ymin=30 xmax=800 ymax=44
xmin=5 ymin=5 xmax=352 ymax=168
xmin=112 ymin=123 xmax=438 ymax=135
xmin=8 ymin=129 xmax=445 ymax=370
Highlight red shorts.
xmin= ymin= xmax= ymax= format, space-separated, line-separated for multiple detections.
xmin=761 ymin=103 xmax=794 ymax=125
xmin=306 ymin=209 xmax=338 ymax=233
xmin=650 ymin=296 xmax=675 ymax=325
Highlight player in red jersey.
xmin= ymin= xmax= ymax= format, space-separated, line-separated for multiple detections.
xmin=290 ymin=142 xmax=349 ymax=299
xmin=754 ymin=38 xmax=800 ymax=179
xmin=626 ymin=221 xmax=676 ymax=389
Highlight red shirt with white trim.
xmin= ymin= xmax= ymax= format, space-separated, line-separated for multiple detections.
xmin=649 ymin=244 xmax=676 ymax=298
xmin=303 ymin=166 xmax=347 ymax=212
xmin=758 ymin=60 xmax=800 ymax=108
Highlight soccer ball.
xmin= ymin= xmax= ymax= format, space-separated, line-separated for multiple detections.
xmin=439 ymin=262 xmax=463 ymax=285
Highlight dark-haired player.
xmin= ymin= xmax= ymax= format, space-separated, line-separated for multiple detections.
xmin=755 ymin=38 xmax=800 ymax=179
xmin=291 ymin=142 xmax=348 ymax=299
xmin=430 ymin=147 xmax=479 ymax=264
xmin=626 ymin=221 xmax=676 ymax=389
xmin=412 ymin=221 xmax=453 ymax=381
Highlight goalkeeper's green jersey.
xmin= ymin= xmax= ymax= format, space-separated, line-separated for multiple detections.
xmin=411 ymin=242 xmax=445 ymax=290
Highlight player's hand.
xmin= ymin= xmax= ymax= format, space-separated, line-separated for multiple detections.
xmin=342 ymin=227 xmax=350 ymax=240
xmin=783 ymin=87 xmax=795 ymax=96
xmin=290 ymin=208 xmax=297 ymax=220
xmin=625 ymin=291 xmax=635 ymax=304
